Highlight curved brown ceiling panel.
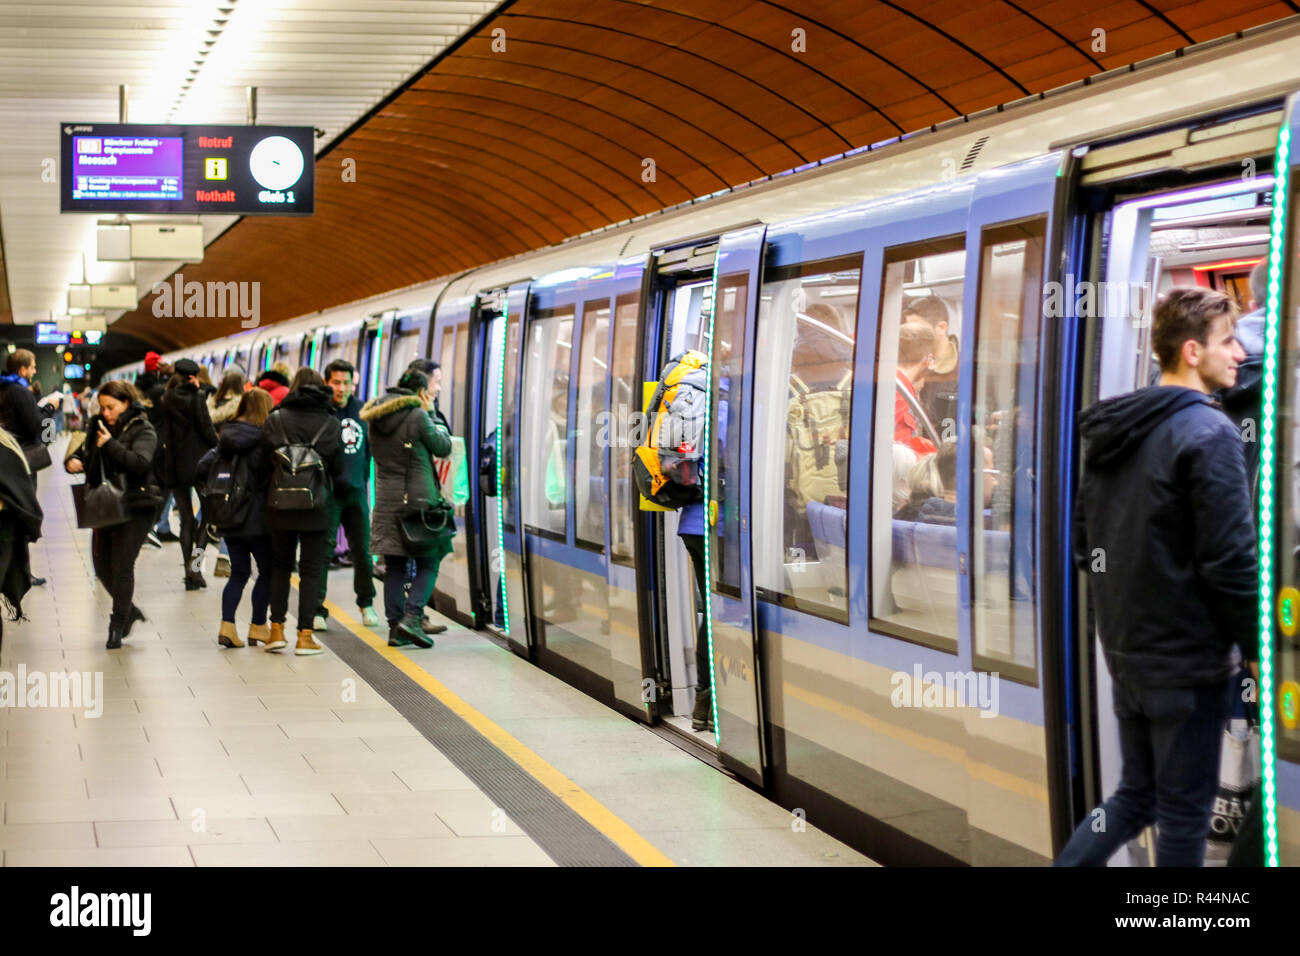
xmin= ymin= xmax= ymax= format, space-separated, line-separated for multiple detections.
xmin=113 ymin=0 xmax=1295 ymax=350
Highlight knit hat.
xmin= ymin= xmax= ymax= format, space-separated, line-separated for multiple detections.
xmin=144 ymin=351 xmax=161 ymax=372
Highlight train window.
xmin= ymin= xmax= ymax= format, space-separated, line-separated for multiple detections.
xmin=520 ymin=305 xmax=575 ymax=539
xmin=609 ymin=292 xmax=641 ymax=564
xmin=869 ymin=236 xmax=966 ymax=652
xmin=387 ymin=324 xmax=421 ymax=384
xmin=502 ymin=311 xmax=522 ymax=535
xmin=709 ymin=273 xmax=749 ymax=597
xmin=971 ymin=219 xmax=1045 ymax=682
xmin=574 ymin=299 xmax=611 ymax=551
xmin=1275 ymin=189 xmax=1300 ymax=764
xmin=752 ymin=253 xmax=862 ymax=623
xmin=438 ymin=325 xmax=456 ymax=401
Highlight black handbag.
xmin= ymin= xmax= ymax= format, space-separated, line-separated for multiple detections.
xmin=74 ymin=455 xmax=131 ymax=530
xmin=397 ymin=433 xmax=456 ymax=550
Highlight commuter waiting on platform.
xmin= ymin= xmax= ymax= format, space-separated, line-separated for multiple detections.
xmin=0 ymin=348 xmax=56 ymax=483
xmin=256 ymin=361 xmax=292 ymax=405
xmin=159 ymin=358 xmax=218 ymax=590
xmin=197 ymin=387 xmax=275 ymax=649
xmin=262 ymin=367 xmax=343 ymax=656
xmin=205 ymin=367 xmax=248 ymax=578
xmin=0 ymin=425 xmax=42 ymax=651
xmin=1057 ymin=287 xmax=1257 ymax=867
xmin=317 ymin=359 xmax=379 ymax=630
xmin=403 ymin=357 xmax=451 ymax=636
xmin=65 ymin=380 xmax=162 ymax=649
xmin=363 ymin=367 xmax=455 ymax=648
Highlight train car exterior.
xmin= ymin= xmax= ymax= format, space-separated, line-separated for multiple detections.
xmin=113 ymin=21 xmax=1300 ymax=865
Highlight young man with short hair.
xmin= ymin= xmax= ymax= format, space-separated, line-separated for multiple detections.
xmin=1058 ymin=287 xmax=1257 ymax=867
xmin=894 ymin=321 xmax=938 ymax=457
xmin=317 ymin=359 xmax=379 ymax=628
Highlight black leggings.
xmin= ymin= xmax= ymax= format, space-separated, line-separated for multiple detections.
xmin=269 ymin=529 xmax=329 ymax=628
xmin=91 ymin=515 xmax=152 ymax=631
xmin=174 ymin=484 xmax=204 ymax=576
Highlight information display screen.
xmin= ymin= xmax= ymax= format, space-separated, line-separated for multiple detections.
xmin=60 ymin=123 xmax=314 ymax=215
xmin=35 ymin=322 xmax=70 ymax=345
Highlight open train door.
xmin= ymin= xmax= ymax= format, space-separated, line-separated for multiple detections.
xmin=707 ymin=225 xmax=768 ymax=785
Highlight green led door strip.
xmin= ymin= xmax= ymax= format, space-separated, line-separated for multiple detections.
xmin=701 ymin=255 xmax=722 ymax=743
xmin=1257 ymin=121 xmax=1289 ymax=868
xmin=495 ymin=308 xmax=510 ymax=636
xmin=366 ymin=317 xmax=387 ymax=520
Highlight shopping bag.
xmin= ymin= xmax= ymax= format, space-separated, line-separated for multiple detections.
xmin=433 ymin=436 xmax=469 ymax=507
xmin=1205 ymin=670 xmax=1261 ymax=866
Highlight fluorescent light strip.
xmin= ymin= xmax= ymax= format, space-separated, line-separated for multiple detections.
xmin=1258 ymin=123 xmax=1289 ymax=868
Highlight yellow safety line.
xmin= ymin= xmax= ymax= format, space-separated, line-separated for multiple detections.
xmin=292 ymin=576 xmax=675 ymax=867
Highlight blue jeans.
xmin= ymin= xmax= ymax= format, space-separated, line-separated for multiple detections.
xmin=384 ymin=554 xmax=437 ymax=626
xmin=222 ymin=535 xmax=270 ymax=625
xmin=1056 ymin=677 xmax=1228 ymax=867
xmin=154 ymin=491 xmax=173 ymax=534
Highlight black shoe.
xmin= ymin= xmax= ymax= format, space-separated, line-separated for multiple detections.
xmin=124 ymin=605 xmax=146 ymax=637
xmin=691 ymin=689 xmax=713 ymax=731
xmin=387 ymin=624 xmax=414 ymax=648
xmin=145 ymin=532 xmax=163 ymax=549
xmin=157 ymin=530 xmax=179 ymax=542
xmin=106 ymin=625 xmax=124 ymax=650
xmin=30 ymin=576 xmax=46 ymax=587
xmin=421 ymin=620 xmax=447 ymax=635
xmin=183 ymin=574 xmax=207 ymax=591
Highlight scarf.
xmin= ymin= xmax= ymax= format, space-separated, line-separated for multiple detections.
xmin=0 ymin=373 xmax=29 ymax=389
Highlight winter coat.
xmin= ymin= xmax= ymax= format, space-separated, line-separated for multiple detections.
xmin=362 ymin=388 xmax=452 ymax=558
xmin=331 ymin=393 xmax=370 ymax=501
xmin=159 ymin=381 xmax=218 ymax=488
xmin=0 ymin=374 xmax=51 ymax=448
xmin=0 ymin=428 xmax=41 ymax=621
xmin=256 ymin=370 xmax=291 ymax=405
xmin=1220 ymin=309 xmax=1265 ymax=496
xmin=207 ymin=392 xmax=242 ymax=427
xmin=196 ymin=419 xmax=269 ymax=539
xmin=70 ymin=403 xmax=162 ymax=513
xmin=1073 ymin=386 xmax=1257 ymax=688
xmin=260 ymin=385 xmax=344 ymax=532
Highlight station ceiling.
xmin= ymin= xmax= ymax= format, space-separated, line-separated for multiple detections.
xmin=2 ymin=0 xmax=1296 ymax=349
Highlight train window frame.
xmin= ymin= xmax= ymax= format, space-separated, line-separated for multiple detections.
xmin=867 ymin=234 xmax=966 ymax=655
xmin=608 ymin=290 xmax=643 ymax=567
xmin=502 ymin=310 xmax=523 ymax=536
xmin=709 ymin=271 xmax=752 ymax=601
xmin=574 ymin=296 xmax=612 ymax=554
xmin=520 ymin=303 xmax=575 ymax=543
xmin=969 ymin=217 xmax=1046 ymax=687
xmin=752 ymin=251 xmax=864 ymax=626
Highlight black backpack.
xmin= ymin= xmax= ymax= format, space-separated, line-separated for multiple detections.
xmin=265 ymin=412 xmax=332 ymax=511
xmin=200 ymin=450 xmax=255 ymax=531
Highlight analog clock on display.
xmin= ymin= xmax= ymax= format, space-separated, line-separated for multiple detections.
xmin=249 ymin=135 xmax=304 ymax=191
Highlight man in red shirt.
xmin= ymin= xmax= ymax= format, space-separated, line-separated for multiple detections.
xmin=894 ymin=321 xmax=937 ymax=456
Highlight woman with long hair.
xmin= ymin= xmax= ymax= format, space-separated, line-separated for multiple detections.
xmin=66 ymin=380 xmax=162 ymax=648
xmin=208 ymin=368 xmax=247 ymax=426
xmin=197 ymin=387 xmax=275 ymax=648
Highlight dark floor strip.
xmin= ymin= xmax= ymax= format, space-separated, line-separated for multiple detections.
xmin=319 ymin=626 xmax=638 ymax=867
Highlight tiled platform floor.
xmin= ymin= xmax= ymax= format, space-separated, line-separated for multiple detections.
xmin=0 ymin=438 xmax=874 ymax=867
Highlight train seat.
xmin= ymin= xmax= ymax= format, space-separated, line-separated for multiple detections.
xmin=805 ymin=501 xmax=847 ymax=597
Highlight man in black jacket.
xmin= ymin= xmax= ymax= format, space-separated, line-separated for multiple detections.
xmin=317 ymin=359 xmax=378 ymax=629
xmin=0 ymin=349 xmax=56 ymax=478
xmin=1057 ymin=287 xmax=1257 ymax=867
xmin=159 ymin=358 xmax=218 ymax=588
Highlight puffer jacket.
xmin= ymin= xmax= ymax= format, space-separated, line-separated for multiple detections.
xmin=1073 ymin=385 xmax=1257 ymax=688
xmin=196 ymin=419 xmax=269 ymax=538
xmin=362 ymin=388 xmax=452 ymax=557
xmin=70 ymin=403 xmax=162 ymax=513
xmin=160 ymin=381 xmax=218 ymax=488
xmin=256 ymin=370 xmax=291 ymax=405
xmin=260 ymin=385 xmax=344 ymax=531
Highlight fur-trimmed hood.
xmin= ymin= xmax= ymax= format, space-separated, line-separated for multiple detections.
xmin=256 ymin=369 xmax=290 ymax=389
xmin=361 ymin=389 xmax=423 ymax=437
xmin=208 ymin=392 xmax=242 ymax=425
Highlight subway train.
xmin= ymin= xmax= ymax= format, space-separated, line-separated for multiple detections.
xmin=110 ymin=22 xmax=1300 ymax=865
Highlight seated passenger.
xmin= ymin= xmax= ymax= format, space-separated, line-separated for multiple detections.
xmin=891 ymin=442 xmax=918 ymax=514
xmin=897 ymin=441 xmax=953 ymax=525
xmin=895 ymin=322 xmax=938 ymax=456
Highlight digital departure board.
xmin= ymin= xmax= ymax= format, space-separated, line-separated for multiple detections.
xmin=60 ymin=123 xmax=314 ymax=215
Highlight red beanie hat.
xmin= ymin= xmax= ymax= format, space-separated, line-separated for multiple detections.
xmin=144 ymin=351 xmax=161 ymax=372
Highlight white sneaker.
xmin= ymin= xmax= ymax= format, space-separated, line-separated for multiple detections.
xmin=313 ymin=614 xmax=328 ymax=631
xmin=360 ymin=606 xmax=380 ymax=627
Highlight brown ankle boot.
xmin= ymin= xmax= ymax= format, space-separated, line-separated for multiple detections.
xmin=246 ymin=622 xmax=270 ymax=646
xmin=264 ymin=622 xmax=288 ymax=652
xmin=217 ymin=620 xmax=245 ymax=648
xmin=294 ymin=628 xmax=323 ymax=657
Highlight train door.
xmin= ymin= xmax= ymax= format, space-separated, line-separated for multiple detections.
xmin=1071 ymin=102 xmax=1286 ymax=865
xmin=476 ymin=284 xmax=531 ymax=656
xmin=706 ymin=226 xmax=767 ymax=782
xmin=637 ymin=240 xmax=718 ymax=740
